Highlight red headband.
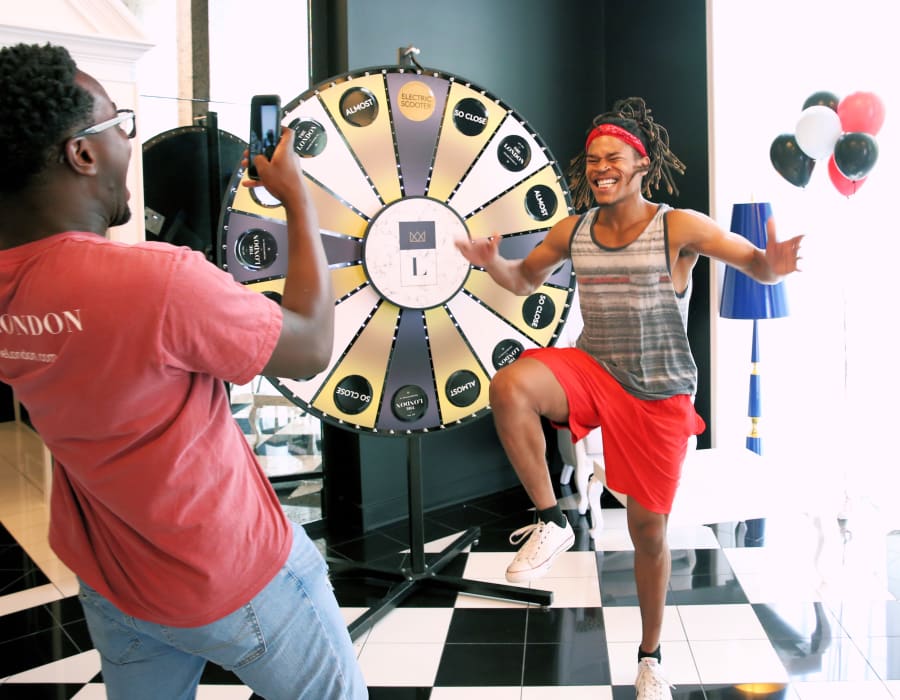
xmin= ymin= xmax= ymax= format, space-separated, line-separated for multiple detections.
xmin=585 ymin=123 xmax=648 ymax=157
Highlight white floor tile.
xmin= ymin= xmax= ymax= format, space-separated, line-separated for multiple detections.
xmin=521 ymin=687 xmax=613 ymax=699
xmin=365 ymin=606 xmax=453 ymax=644
xmin=430 ymin=688 xmax=522 ymax=699
xmin=735 ymin=571 xmax=826 ymax=604
xmin=5 ymin=649 xmax=101 ymax=683
xmin=667 ymin=524 xmax=721 ymax=550
xmin=689 ymin=639 xmax=789 ymax=684
xmin=462 ymin=551 xmax=514 ymax=581
xmin=420 ymin=531 xmax=475 ymax=554
xmin=589 ymin=528 xmax=634 ymax=551
xmin=540 ymin=551 xmax=598 ymax=579
xmin=71 ymin=685 xmax=110 ymax=699
xmin=0 ymin=582 xmax=63 ymax=616
xmin=454 ymin=577 xmax=531 ymax=609
xmin=357 ymin=641 xmax=444 ymax=686
xmin=537 ymin=576 xmax=602 ymax=608
xmin=792 ymin=680 xmax=895 ymax=699
xmin=724 ymin=545 xmax=799 ymax=574
xmin=677 ymin=603 xmax=769 ymax=640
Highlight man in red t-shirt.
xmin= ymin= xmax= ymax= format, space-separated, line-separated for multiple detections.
xmin=0 ymin=42 xmax=366 ymax=699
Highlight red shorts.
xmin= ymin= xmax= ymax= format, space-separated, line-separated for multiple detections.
xmin=521 ymin=347 xmax=706 ymax=513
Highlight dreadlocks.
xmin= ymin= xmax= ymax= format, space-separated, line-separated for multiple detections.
xmin=0 ymin=43 xmax=94 ymax=194
xmin=567 ymin=96 xmax=686 ymax=211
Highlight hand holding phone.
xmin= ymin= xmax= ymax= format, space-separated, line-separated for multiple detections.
xmin=248 ymin=94 xmax=282 ymax=180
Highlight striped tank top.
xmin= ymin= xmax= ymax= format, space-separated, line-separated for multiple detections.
xmin=569 ymin=204 xmax=697 ymax=400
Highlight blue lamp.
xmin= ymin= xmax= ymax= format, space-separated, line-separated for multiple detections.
xmin=719 ymin=202 xmax=789 ymax=545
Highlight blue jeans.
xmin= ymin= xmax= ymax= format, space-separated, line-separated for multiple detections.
xmin=78 ymin=522 xmax=367 ymax=700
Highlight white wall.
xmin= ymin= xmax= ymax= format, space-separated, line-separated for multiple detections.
xmin=708 ymin=0 xmax=900 ymax=509
xmin=0 ymin=1 xmax=154 ymax=245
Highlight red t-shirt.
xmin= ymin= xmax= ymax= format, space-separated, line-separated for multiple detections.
xmin=0 ymin=232 xmax=289 ymax=626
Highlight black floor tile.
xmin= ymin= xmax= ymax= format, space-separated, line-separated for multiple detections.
xmin=0 ymin=605 xmax=60 ymax=644
xmin=0 ymin=543 xmax=37 ymax=571
xmin=0 ymin=626 xmax=82 ymax=678
xmin=43 ymin=596 xmax=86 ymax=627
xmin=198 ymin=661 xmax=245 ymax=684
xmin=0 ymin=523 xmax=19 ymax=547
xmin=0 ymin=547 xmax=50 ymax=595
xmin=463 ymin=487 xmax=534 ymax=517
xmin=445 ymin=608 xmax=528 ymax=644
xmin=526 ymin=606 xmax=606 ymax=645
xmin=367 ymin=689 xmax=432 ymax=699
xmin=434 ymin=642 xmax=524 ymax=686
xmin=424 ymin=502 xmax=514 ymax=533
xmin=326 ymin=531 xmax=408 ymax=563
xmin=0 ymin=683 xmax=88 ymax=699
xmin=379 ymin=518 xmax=461 ymax=548
xmin=667 ymin=574 xmax=748 ymax=605
xmin=522 ymin=641 xmax=611 ymax=685
xmin=61 ymin=619 xmax=94 ymax=653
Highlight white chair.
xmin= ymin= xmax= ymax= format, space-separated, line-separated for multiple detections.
xmin=558 ymin=426 xmax=609 ymax=516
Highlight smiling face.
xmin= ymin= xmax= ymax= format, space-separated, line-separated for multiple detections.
xmin=72 ymin=70 xmax=133 ymax=228
xmin=585 ymin=134 xmax=650 ymax=206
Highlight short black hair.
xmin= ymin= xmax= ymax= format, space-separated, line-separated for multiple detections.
xmin=568 ymin=96 xmax=686 ymax=210
xmin=0 ymin=43 xmax=94 ymax=194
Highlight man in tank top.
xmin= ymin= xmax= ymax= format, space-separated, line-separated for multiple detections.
xmin=455 ymin=97 xmax=803 ymax=700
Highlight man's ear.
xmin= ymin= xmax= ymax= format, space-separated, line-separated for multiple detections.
xmin=60 ymin=137 xmax=98 ymax=176
xmin=634 ymin=155 xmax=651 ymax=175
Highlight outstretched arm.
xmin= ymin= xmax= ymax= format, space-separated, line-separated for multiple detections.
xmin=454 ymin=216 xmax=577 ymax=295
xmin=242 ymin=128 xmax=335 ymax=378
xmin=670 ymin=208 xmax=803 ymax=283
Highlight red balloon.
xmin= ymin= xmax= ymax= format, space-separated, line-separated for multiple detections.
xmin=837 ymin=91 xmax=886 ymax=135
xmin=828 ymin=155 xmax=866 ymax=196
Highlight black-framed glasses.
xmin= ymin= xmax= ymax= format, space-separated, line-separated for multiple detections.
xmin=72 ymin=109 xmax=137 ymax=139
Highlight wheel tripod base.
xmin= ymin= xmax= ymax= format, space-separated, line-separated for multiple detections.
xmin=330 ymin=526 xmax=554 ymax=640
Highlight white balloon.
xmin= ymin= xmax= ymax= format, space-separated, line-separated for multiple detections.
xmin=795 ymin=105 xmax=842 ymax=160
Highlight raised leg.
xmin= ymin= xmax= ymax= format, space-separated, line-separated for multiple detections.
xmin=489 ymin=358 xmax=570 ymax=510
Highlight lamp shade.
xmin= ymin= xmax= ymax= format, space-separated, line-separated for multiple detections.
xmin=719 ymin=202 xmax=789 ymax=320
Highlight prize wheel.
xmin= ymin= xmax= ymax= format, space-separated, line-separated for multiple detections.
xmin=144 ymin=125 xmax=245 ymax=257
xmin=218 ymin=66 xmax=576 ymax=435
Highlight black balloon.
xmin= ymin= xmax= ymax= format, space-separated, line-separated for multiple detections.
xmin=802 ymin=90 xmax=840 ymax=112
xmin=770 ymin=134 xmax=815 ymax=187
xmin=833 ymin=132 xmax=879 ymax=180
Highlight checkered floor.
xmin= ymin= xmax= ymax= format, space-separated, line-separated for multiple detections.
xmin=2 ymin=421 xmax=900 ymax=699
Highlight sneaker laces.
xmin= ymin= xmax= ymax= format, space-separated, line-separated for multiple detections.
xmin=636 ymin=658 xmax=675 ymax=697
xmin=508 ymin=521 xmax=547 ymax=562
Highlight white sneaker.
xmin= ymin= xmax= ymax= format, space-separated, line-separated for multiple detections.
xmin=635 ymin=657 xmax=674 ymax=700
xmin=505 ymin=518 xmax=575 ymax=583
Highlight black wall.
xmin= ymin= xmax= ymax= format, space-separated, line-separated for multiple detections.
xmin=313 ymin=0 xmax=711 ymax=531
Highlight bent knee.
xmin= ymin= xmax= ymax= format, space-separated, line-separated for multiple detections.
xmin=490 ymin=358 xmax=567 ymax=413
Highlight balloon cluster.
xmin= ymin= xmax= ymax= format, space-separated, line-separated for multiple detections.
xmin=770 ymin=90 xmax=885 ymax=196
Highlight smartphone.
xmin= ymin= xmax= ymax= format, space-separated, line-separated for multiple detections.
xmin=248 ymin=94 xmax=281 ymax=179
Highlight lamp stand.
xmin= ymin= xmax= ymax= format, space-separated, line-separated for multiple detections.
xmin=744 ymin=319 xmax=765 ymax=546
